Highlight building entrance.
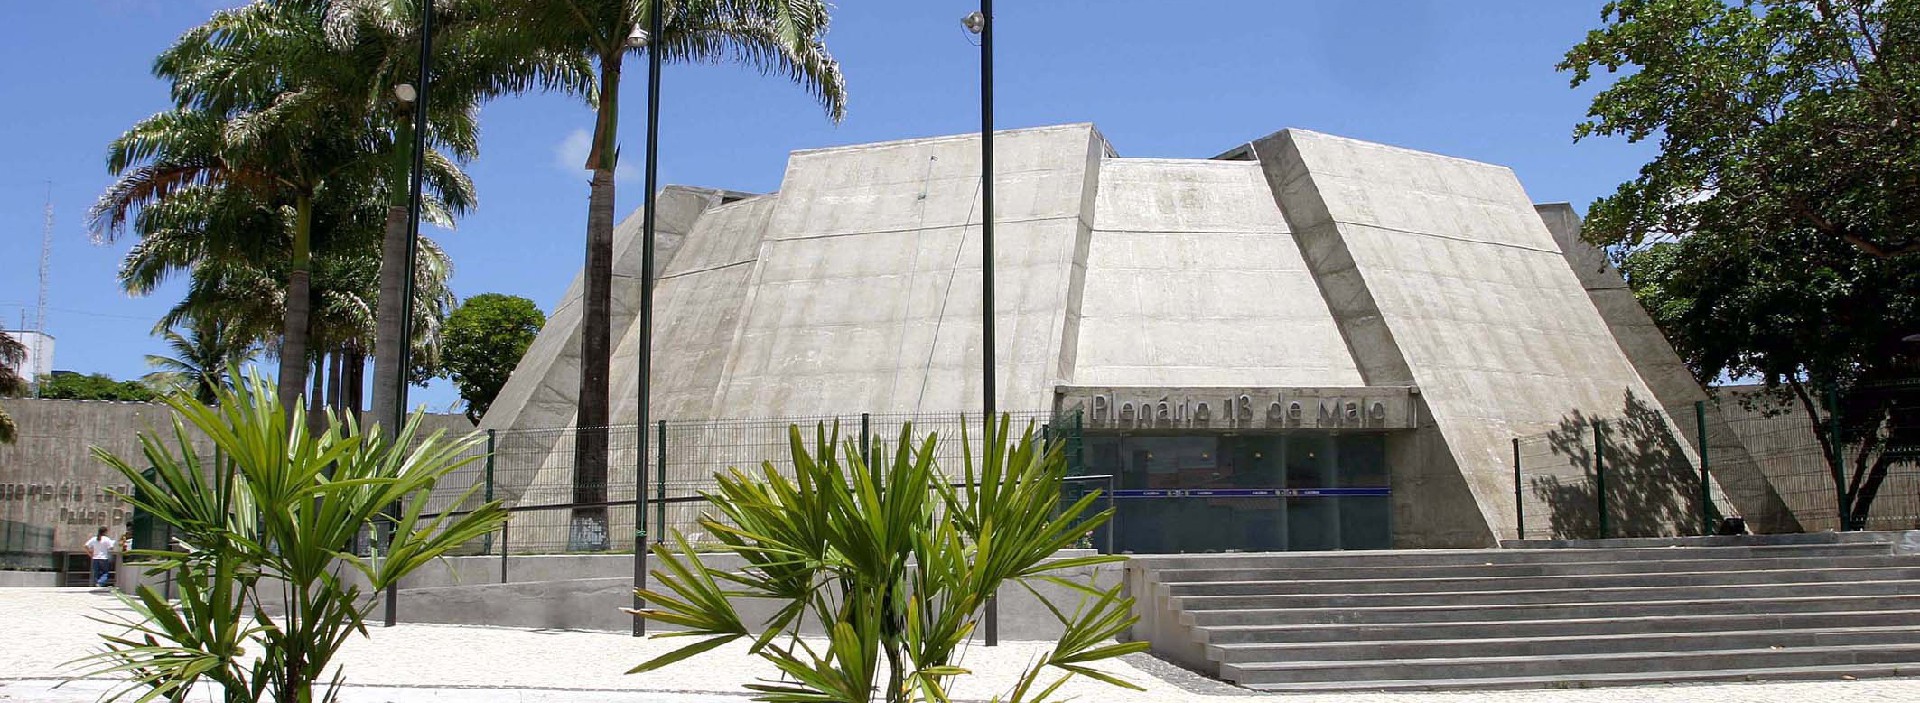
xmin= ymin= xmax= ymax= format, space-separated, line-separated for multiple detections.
xmin=1076 ymin=432 xmax=1391 ymax=553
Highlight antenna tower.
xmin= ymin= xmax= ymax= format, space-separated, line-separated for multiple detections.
xmin=38 ymin=183 xmax=52 ymax=334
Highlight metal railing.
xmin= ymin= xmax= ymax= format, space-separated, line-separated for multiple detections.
xmin=424 ymin=410 xmax=1079 ymax=554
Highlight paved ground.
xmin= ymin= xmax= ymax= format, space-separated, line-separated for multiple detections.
xmin=5 ymin=588 xmax=1919 ymax=702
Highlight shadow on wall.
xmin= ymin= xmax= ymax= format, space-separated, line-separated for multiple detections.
xmin=1528 ymin=390 xmax=1704 ymax=539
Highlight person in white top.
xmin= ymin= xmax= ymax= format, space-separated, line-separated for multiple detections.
xmin=82 ymin=526 xmax=117 ymax=588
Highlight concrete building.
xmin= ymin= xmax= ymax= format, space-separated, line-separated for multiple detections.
xmin=485 ymin=123 xmax=1744 ymax=551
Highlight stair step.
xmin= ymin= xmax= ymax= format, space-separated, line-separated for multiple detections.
xmin=1243 ymin=662 xmax=1920 ymax=692
xmin=1129 ymin=542 xmax=1891 ymax=571
xmin=1150 ymin=554 xmax=1919 ymax=583
xmin=1207 ymin=624 xmax=1920 ymax=663
xmin=1170 ymin=578 xmax=1919 ymax=610
xmin=1195 ymin=608 xmax=1920 ymax=644
xmin=1135 ymin=538 xmax=1920 ymax=690
xmin=1180 ymin=593 xmax=1920 ymax=627
xmin=1160 ymin=565 xmax=1920 ymax=596
xmin=1221 ymin=642 xmax=1920 ymax=685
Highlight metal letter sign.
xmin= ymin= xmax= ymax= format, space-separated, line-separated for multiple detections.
xmin=1062 ymin=386 xmax=1416 ymax=431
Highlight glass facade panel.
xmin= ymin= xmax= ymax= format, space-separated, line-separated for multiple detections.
xmin=1081 ymin=431 xmax=1393 ymax=553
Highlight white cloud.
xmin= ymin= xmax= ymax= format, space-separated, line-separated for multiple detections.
xmin=553 ymin=128 xmax=639 ymax=182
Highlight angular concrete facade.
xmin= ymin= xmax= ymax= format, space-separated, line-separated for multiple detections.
xmin=486 ymin=124 xmax=1718 ymax=549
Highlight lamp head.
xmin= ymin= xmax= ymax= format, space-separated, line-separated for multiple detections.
xmin=961 ymin=11 xmax=986 ymax=35
xmin=393 ymin=83 xmax=417 ymax=103
xmin=626 ymin=24 xmax=650 ymax=48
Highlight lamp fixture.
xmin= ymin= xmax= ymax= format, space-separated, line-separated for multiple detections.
xmin=961 ymin=10 xmax=986 ymax=34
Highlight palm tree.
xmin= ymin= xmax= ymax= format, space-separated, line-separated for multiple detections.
xmin=328 ymin=0 xmax=592 ymax=435
xmin=114 ymin=175 xmax=460 ymax=421
xmin=95 ymin=0 xmax=583 ymax=422
xmin=145 ymin=318 xmax=261 ymax=404
xmin=502 ymin=0 xmax=846 ymax=542
xmin=0 ymin=331 xmax=25 ymax=444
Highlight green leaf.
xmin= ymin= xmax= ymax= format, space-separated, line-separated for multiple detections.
xmin=625 ymin=634 xmax=744 ymax=674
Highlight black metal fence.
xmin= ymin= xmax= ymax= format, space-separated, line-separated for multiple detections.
xmin=1514 ymin=382 xmax=1920 ymax=540
xmin=425 ymin=410 xmax=1088 ymax=555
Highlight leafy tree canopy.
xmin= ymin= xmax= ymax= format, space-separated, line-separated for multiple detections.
xmin=36 ymin=372 xmax=161 ymax=403
xmin=1563 ymin=0 xmax=1920 ymax=258
xmin=437 ymin=293 xmax=543 ymax=422
xmin=1567 ymin=0 xmax=1920 ymax=527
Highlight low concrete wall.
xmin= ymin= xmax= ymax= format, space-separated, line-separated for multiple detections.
xmin=373 ymin=552 xmax=1122 ymax=640
xmin=0 ymin=570 xmax=58 ymax=587
xmin=0 ymin=398 xmax=474 ymax=564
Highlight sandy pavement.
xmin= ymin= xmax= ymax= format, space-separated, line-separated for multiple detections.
xmin=5 ymin=587 xmax=1919 ymax=702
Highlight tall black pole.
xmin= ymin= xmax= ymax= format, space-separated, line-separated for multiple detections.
xmin=978 ymin=0 xmax=999 ymax=648
xmin=632 ymin=0 xmax=664 ymax=639
xmin=385 ymin=0 xmax=432 ymax=629
xmin=979 ymin=0 xmax=995 ymax=464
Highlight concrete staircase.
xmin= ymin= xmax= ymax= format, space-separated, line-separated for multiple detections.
xmin=1127 ymin=536 xmax=1920 ymax=691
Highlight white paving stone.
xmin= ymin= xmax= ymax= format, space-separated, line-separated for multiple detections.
xmin=4 ymin=588 xmax=1918 ymax=702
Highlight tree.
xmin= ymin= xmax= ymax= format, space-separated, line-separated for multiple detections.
xmin=35 ymin=373 xmax=159 ymax=403
xmin=1563 ymin=0 xmax=1920 ymax=258
xmin=631 ymin=418 xmax=1146 ymax=702
xmin=144 ymin=318 xmax=260 ymax=405
xmin=1620 ymin=229 xmax=1920 ymax=528
xmin=438 ymin=293 xmax=544 ymax=423
xmin=503 ymin=0 xmax=845 ymax=547
xmin=0 ymin=331 xmax=25 ymax=443
xmin=91 ymin=0 xmax=509 ymax=421
xmin=340 ymin=0 xmax=591 ymax=438
xmin=80 ymin=371 xmax=507 ymax=702
xmin=1567 ymin=0 xmax=1920 ymax=528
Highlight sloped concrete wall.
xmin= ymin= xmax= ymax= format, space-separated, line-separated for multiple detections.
xmin=1252 ymin=130 xmax=1698 ymax=546
xmin=1539 ymin=204 xmax=1799 ymax=534
xmin=1073 ymin=158 xmax=1364 ymax=387
xmin=704 ymin=124 xmax=1106 ymax=416
xmin=479 ymin=186 xmax=728 ymax=504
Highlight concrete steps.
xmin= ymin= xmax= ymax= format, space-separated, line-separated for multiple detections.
xmin=1126 ymin=535 xmax=1920 ymax=690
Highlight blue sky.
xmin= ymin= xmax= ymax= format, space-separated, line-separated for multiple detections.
xmin=0 ymin=1 xmax=1652 ymax=413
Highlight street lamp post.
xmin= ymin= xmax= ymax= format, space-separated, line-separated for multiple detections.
xmin=628 ymin=0 xmax=665 ymax=638
xmin=962 ymin=0 xmax=996 ymax=648
xmin=384 ymin=0 xmax=433 ymax=629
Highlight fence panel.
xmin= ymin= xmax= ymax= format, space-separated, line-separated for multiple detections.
xmin=446 ymin=411 xmax=1068 ymax=554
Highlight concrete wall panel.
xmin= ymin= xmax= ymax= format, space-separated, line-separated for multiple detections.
xmin=1253 ymin=130 xmax=1697 ymax=546
xmin=1073 ymin=159 xmax=1363 ymax=388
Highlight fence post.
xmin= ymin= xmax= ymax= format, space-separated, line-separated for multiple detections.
xmin=1107 ymin=474 xmax=1117 ymax=556
xmin=1512 ymin=437 xmax=1523 ymax=541
xmin=1696 ymin=400 xmax=1711 ymax=536
xmin=1830 ymin=386 xmax=1849 ymax=530
xmin=483 ymin=429 xmax=496 ymax=554
xmin=1594 ymin=421 xmax=1609 ymax=540
xmin=860 ymin=413 xmax=871 ymax=467
xmin=499 ymin=520 xmax=509 ymax=584
xmin=634 ymin=423 xmax=649 ymax=637
xmin=656 ymin=420 xmax=668 ymax=544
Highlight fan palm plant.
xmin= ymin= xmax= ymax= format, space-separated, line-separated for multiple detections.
xmin=630 ymin=417 xmax=1146 ymax=703
xmin=80 ymin=370 xmax=507 ymax=702
xmin=499 ymin=0 xmax=846 ymax=546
